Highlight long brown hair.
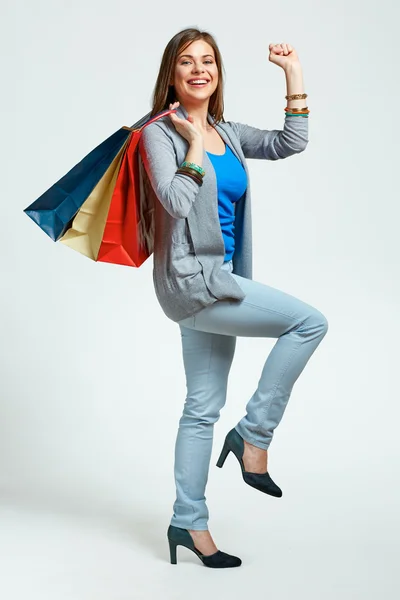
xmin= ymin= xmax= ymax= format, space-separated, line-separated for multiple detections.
xmin=150 ymin=28 xmax=226 ymax=125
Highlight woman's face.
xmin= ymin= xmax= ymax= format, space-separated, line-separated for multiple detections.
xmin=171 ymin=39 xmax=219 ymax=106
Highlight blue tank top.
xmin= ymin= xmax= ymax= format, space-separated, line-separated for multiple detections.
xmin=206 ymin=143 xmax=247 ymax=262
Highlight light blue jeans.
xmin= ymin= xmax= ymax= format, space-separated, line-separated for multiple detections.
xmin=171 ymin=259 xmax=328 ymax=530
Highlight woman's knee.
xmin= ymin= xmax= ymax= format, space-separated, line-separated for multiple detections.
xmin=300 ymin=309 xmax=329 ymax=338
xmin=182 ymin=394 xmax=226 ymax=424
xmin=316 ymin=311 xmax=329 ymax=334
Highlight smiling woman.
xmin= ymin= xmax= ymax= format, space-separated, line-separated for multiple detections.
xmin=149 ymin=31 xmax=225 ymax=123
xmin=178 ymin=55 xmax=213 ymax=87
xmin=170 ymin=46 xmax=219 ymax=118
xmin=138 ymin=27 xmax=327 ymax=569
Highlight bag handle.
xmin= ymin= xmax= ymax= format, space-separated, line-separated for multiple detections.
xmin=129 ymin=109 xmax=177 ymax=131
xmin=142 ymin=109 xmax=177 ymax=130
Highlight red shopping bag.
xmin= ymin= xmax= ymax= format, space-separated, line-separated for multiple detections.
xmin=96 ymin=109 xmax=175 ymax=267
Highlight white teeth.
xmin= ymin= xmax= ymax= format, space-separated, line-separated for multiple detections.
xmin=189 ymin=80 xmax=208 ymax=84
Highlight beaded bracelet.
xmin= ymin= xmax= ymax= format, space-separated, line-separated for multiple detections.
xmin=181 ymin=161 xmax=205 ymax=177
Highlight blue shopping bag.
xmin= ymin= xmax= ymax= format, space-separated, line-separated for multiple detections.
xmin=23 ymin=111 xmax=154 ymax=241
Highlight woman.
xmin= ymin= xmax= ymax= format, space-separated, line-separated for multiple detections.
xmin=139 ymin=28 xmax=328 ymax=568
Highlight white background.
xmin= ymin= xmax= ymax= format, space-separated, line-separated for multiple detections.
xmin=2 ymin=0 xmax=399 ymax=597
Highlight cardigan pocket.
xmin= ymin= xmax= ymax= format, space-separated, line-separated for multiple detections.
xmin=169 ymin=242 xmax=204 ymax=291
xmin=171 ymin=219 xmax=194 ymax=246
xmin=170 ymin=242 xmax=198 ymax=266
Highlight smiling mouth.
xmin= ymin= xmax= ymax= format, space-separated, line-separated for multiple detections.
xmin=187 ymin=80 xmax=210 ymax=86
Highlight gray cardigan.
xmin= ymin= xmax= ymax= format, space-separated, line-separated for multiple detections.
xmin=138 ymin=103 xmax=308 ymax=322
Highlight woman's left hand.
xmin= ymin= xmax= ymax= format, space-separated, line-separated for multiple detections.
xmin=268 ymin=43 xmax=301 ymax=70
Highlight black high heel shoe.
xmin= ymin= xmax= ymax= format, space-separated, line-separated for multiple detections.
xmin=167 ymin=525 xmax=242 ymax=568
xmin=216 ymin=428 xmax=283 ymax=497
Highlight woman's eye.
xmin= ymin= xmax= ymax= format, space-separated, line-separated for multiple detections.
xmin=181 ymin=60 xmax=213 ymax=65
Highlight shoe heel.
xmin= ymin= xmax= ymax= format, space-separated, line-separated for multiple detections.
xmin=216 ymin=441 xmax=231 ymax=468
xmin=168 ymin=538 xmax=178 ymax=564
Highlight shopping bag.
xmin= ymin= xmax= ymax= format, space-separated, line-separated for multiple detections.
xmin=23 ymin=127 xmax=133 ymax=241
xmin=22 ymin=109 xmax=158 ymax=241
xmin=56 ymin=108 xmax=176 ymax=267
xmin=95 ymin=129 xmax=150 ymax=267
xmin=58 ymin=137 xmax=130 ymax=259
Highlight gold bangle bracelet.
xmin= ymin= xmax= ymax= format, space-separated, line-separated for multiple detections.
xmin=285 ymin=106 xmax=309 ymax=112
xmin=285 ymin=93 xmax=308 ymax=100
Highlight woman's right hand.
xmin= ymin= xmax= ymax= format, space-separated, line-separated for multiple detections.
xmin=168 ymin=101 xmax=203 ymax=145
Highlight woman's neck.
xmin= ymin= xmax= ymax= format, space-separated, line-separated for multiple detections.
xmin=179 ymin=102 xmax=212 ymax=132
